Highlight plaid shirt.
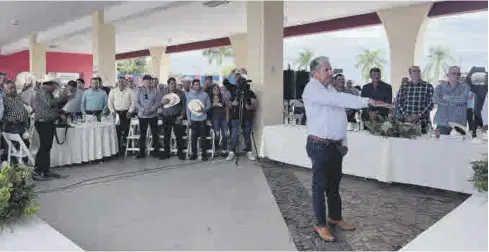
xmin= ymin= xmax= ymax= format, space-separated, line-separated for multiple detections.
xmin=34 ymin=90 xmax=65 ymax=122
xmin=395 ymin=80 xmax=434 ymax=126
xmin=3 ymin=94 xmax=29 ymax=125
xmin=433 ymin=82 xmax=470 ymax=127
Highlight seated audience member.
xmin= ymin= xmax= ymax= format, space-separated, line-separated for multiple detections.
xmin=62 ymin=80 xmax=83 ymax=119
xmin=108 ymin=77 xmax=136 ymax=154
xmin=361 ymin=68 xmax=392 ymax=121
xmin=433 ymin=66 xmax=470 ymax=135
xmin=81 ymin=77 xmax=108 ymax=120
xmin=2 ymin=80 xmax=31 ymax=163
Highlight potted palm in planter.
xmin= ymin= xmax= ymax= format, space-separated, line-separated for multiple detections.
xmin=0 ymin=164 xmax=40 ymax=231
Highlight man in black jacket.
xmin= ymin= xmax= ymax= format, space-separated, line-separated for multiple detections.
xmin=360 ymin=68 xmax=392 ymax=121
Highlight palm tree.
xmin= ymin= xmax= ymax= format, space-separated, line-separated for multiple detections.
xmin=422 ymin=46 xmax=455 ymax=83
xmin=202 ymin=46 xmax=233 ymax=66
xmin=355 ymin=49 xmax=387 ymax=83
xmin=116 ymin=57 xmax=148 ymax=75
xmin=294 ymin=49 xmax=314 ymax=70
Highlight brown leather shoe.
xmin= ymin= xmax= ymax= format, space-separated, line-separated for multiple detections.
xmin=328 ymin=218 xmax=356 ymax=231
xmin=313 ymin=224 xmax=335 ymax=242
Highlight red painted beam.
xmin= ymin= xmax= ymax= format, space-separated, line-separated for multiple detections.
xmin=116 ymin=49 xmax=149 ymax=60
xmin=284 ymin=12 xmax=381 ymax=38
xmin=166 ymin=37 xmax=231 ymax=54
xmin=428 ymin=1 xmax=488 ymax=17
xmin=115 ymin=1 xmax=488 ymax=59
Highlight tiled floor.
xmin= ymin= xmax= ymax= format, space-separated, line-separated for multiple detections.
xmin=36 ymin=157 xmax=295 ymax=251
xmin=36 ymin=157 xmax=468 ymax=251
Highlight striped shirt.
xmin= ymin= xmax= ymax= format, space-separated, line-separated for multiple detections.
xmin=433 ymin=82 xmax=470 ymax=127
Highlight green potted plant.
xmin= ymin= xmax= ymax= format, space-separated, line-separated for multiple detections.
xmin=469 ymin=154 xmax=488 ymax=192
xmin=0 ymin=164 xmax=40 ymax=231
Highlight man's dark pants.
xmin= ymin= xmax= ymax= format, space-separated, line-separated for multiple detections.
xmin=34 ymin=121 xmax=56 ymax=173
xmin=306 ymin=136 xmax=344 ymax=227
xmin=138 ymin=117 xmax=160 ymax=155
xmin=161 ymin=115 xmax=185 ymax=155
xmin=116 ymin=110 xmax=130 ymax=152
xmin=190 ymin=120 xmax=208 ymax=157
xmin=230 ymin=119 xmax=252 ymax=152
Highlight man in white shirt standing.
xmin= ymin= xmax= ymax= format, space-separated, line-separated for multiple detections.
xmin=108 ymin=76 xmax=136 ymax=154
xmin=302 ymin=56 xmax=393 ymax=242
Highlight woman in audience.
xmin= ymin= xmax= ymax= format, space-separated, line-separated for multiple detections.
xmin=210 ymin=84 xmax=228 ymax=156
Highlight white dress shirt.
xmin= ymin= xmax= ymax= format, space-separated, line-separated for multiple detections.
xmin=302 ymin=78 xmax=369 ymax=146
xmin=108 ymin=87 xmax=136 ymax=113
xmin=482 ymin=93 xmax=488 ymax=126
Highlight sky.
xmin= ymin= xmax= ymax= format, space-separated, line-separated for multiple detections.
xmin=167 ymin=11 xmax=488 ymax=85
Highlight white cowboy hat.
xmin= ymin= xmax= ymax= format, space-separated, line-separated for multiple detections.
xmin=448 ymin=122 xmax=468 ymax=136
xmin=162 ymin=92 xmax=181 ymax=108
xmin=187 ymin=99 xmax=205 ymax=116
xmin=15 ymin=72 xmax=34 ymax=89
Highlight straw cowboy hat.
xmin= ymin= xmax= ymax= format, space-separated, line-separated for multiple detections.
xmin=15 ymin=72 xmax=35 ymax=89
xmin=187 ymin=99 xmax=205 ymax=116
xmin=161 ymin=92 xmax=180 ymax=108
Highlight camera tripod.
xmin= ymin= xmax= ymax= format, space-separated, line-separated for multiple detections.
xmin=234 ymin=88 xmax=260 ymax=165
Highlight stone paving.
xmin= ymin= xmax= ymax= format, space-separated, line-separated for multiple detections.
xmin=260 ymin=160 xmax=470 ymax=251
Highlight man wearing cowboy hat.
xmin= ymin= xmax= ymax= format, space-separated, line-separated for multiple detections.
xmin=186 ymin=78 xmax=211 ymax=160
xmin=160 ymin=77 xmax=186 ymax=160
xmin=33 ymin=80 xmax=73 ymax=180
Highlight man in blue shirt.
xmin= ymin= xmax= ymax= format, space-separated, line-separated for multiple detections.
xmin=81 ymin=77 xmax=108 ymax=120
xmin=433 ymin=66 xmax=470 ymax=135
xmin=186 ymin=79 xmax=211 ymax=160
xmin=135 ymin=75 xmax=161 ymax=159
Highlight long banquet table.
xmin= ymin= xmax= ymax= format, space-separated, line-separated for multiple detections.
xmin=260 ymin=124 xmax=487 ymax=194
xmin=30 ymin=122 xmax=119 ymax=167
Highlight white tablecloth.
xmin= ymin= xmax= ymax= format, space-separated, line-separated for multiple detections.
xmin=31 ymin=123 xmax=118 ymax=167
xmin=260 ymin=125 xmax=487 ymax=194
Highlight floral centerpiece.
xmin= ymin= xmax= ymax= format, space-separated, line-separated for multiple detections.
xmin=0 ymin=164 xmax=40 ymax=230
xmin=469 ymin=154 xmax=488 ymax=192
xmin=364 ymin=116 xmax=422 ymax=139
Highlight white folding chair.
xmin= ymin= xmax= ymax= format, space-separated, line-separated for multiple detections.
xmin=186 ymin=121 xmax=215 ymax=159
xmin=2 ymin=132 xmax=35 ymax=167
xmin=125 ymin=119 xmax=141 ymax=157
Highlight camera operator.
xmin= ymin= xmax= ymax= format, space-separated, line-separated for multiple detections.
xmin=226 ymin=75 xmax=257 ymax=161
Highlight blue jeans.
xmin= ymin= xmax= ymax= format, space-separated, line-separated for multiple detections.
xmin=230 ymin=119 xmax=252 ymax=152
xmin=212 ymin=115 xmax=228 ymax=151
xmin=437 ymin=125 xmax=452 ymax=135
xmin=306 ymin=136 xmax=343 ymax=227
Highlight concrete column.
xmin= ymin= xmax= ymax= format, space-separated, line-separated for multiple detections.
xmin=229 ymin=33 xmax=248 ymax=69
xmin=378 ymin=2 xmax=432 ymax=94
xmin=28 ymin=33 xmax=46 ymax=80
xmin=92 ymin=10 xmax=116 ymax=86
xmin=149 ymin=46 xmax=170 ymax=83
xmin=246 ymin=1 xmax=284 ymax=152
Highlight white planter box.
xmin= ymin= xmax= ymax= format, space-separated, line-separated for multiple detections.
xmin=0 ymin=216 xmax=83 ymax=251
